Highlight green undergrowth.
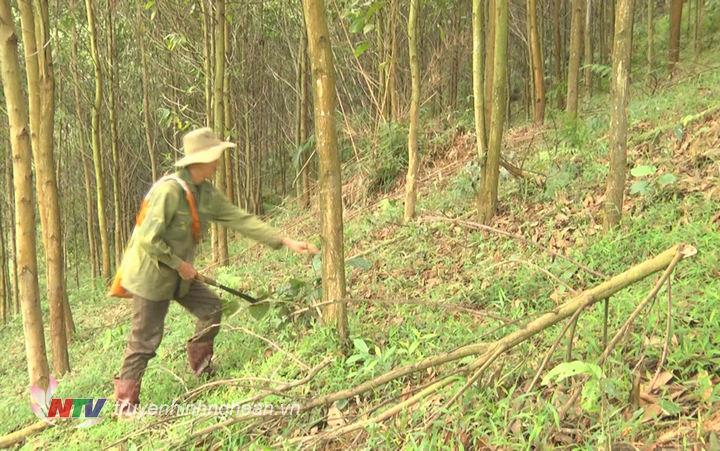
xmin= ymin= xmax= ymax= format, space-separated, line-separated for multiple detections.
xmin=2 ymin=50 xmax=720 ymax=451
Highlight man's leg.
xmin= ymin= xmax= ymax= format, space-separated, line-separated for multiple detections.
xmin=116 ymin=297 xmax=170 ymax=411
xmin=175 ymin=281 xmax=222 ymax=376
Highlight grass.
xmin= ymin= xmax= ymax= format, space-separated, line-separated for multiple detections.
xmin=2 ymin=37 xmax=720 ymax=451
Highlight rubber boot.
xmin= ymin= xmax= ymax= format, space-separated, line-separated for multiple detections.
xmin=187 ymin=341 xmax=215 ymax=377
xmin=113 ymin=377 xmax=141 ymax=417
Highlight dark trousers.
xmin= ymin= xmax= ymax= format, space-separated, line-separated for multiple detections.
xmin=119 ymin=281 xmax=222 ymax=380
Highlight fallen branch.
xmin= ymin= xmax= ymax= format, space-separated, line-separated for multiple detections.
xmin=182 ymin=244 xmax=688 ymax=445
xmin=630 ymin=104 xmax=720 ymax=145
xmin=302 ymin=244 xmax=690 ymax=444
xmin=558 ymin=245 xmax=691 ymax=418
xmin=0 ymin=422 xmax=50 ymax=448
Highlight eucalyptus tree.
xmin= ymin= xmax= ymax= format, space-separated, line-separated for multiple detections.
xmin=0 ymin=0 xmax=51 ymax=389
xmin=477 ymin=0 xmax=508 ymax=224
xmin=604 ymin=0 xmax=634 ymax=229
xmin=303 ymin=0 xmax=349 ymax=348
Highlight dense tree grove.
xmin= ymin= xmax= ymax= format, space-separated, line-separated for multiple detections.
xmin=0 ymin=0 xmax=717 ymax=446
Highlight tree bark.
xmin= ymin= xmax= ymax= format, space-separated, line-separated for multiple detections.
xmin=603 ymin=0 xmax=634 ymax=229
xmin=212 ymin=0 xmax=229 ymax=266
xmin=583 ymin=0 xmax=593 ymax=97
xmin=668 ymin=0 xmax=683 ymax=71
xmin=303 ymin=0 xmax=349 ymax=349
xmin=566 ymin=0 xmax=584 ymax=117
xmin=0 ymin=0 xmax=50 ymax=389
xmin=472 ymin=0 xmax=487 ymax=161
xmin=18 ymin=0 xmax=70 ymax=374
xmin=528 ymin=0 xmax=545 ymax=123
xmin=484 ymin=0 xmax=496 ymax=130
xmin=85 ymin=0 xmax=111 ymax=279
xmin=137 ymin=0 xmax=157 ymax=181
xmin=404 ymin=0 xmax=420 ymax=222
xmin=647 ymin=0 xmax=654 ymax=75
xmin=296 ymin=27 xmax=311 ymax=208
xmin=107 ymin=0 xmax=123 ymax=268
xmin=477 ymin=0 xmax=508 ymax=224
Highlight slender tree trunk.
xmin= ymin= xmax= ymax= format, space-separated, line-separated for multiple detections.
xmin=472 ymin=0 xmax=487 ymax=161
xmin=107 ymin=1 xmax=123 ymax=268
xmin=603 ymin=0 xmax=634 ymax=229
xmin=566 ymin=0 xmax=584 ymax=117
xmin=484 ymin=0 xmax=496 ymax=130
xmin=223 ymin=20 xmax=233 ymax=202
xmin=4 ymin=149 xmax=19 ymax=315
xmin=553 ymin=0 xmax=563 ymax=108
xmin=693 ymin=0 xmax=702 ymax=58
xmin=528 ymin=0 xmax=545 ymax=123
xmin=213 ymin=0 xmax=229 ymax=266
xmin=583 ymin=0 xmax=593 ymax=97
xmin=404 ymin=0 xmax=420 ymax=222
xmin=477 ymin=0 xmax=508 ymax=224
xmin=0 ymin=0 xmax=50 ymax=388
xmin=18 ymin=0 xmax=70 ymax=374
xmin=85 ymin=0 xmax=111 ymax=279
xmin=200 ymin=0 xmax=213 ymax=127
xmin=0 ymin=208 xmax=7 ymax=322
xmin=137 ymin=0 xmax=157 ymax=181
xmin=668 ymin=0 xmax=683 ymax=71
xmin=70 ymin=5 xmax=97 ymax=278
xmin=303 ymin=0 xmax=348 ymax=349
xmin=388 ymin=0 xmax=399 ymax=120
xmin=296 ymin=28 xmax=311 ymax=208
xmin=647 ymin=0 xmax=654 ymax=75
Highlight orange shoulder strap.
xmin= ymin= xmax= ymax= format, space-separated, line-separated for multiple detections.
xmin=109 ymin=175 xmax=201 ymax=298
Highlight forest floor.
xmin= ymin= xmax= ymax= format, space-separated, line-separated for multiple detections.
xmin=1 ymin=57 xmax=719 ymax=449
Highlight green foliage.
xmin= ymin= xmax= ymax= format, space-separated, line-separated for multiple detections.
xmin=366 ymin=121 xmax=408 ymax=194
xmin=629 ymin=164 xmax=677 ymax=197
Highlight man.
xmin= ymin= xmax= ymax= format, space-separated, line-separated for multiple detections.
xmin=113 ymin=127 xmax=317 ymax=413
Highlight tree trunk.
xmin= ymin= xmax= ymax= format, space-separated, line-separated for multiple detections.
xmin=477 ymin=0 xmax=508 ymax=224
xmin=472 ymin=0 xmax=487 ymax=160
xmin=85 ymin=0 xmax=111 ymax=280
xmin=200 ymin=0 xmax=213 ymax=128
xmin=693 ymin=0 xmax=702 ymax=58
xmin=484 ymin=0 xmax=496 ymax=130
xmin=583 ymin=0 xmax=593 ymax=97
xmin=528 ymin=0 xmax=545 ymax=123
xmin=553 ymin=0 xmax=563 ymax=108
xmin=566 ymin=0 xmax=584 ymax=117
xmin=404 ymin=0 xmax=420 ymax=222
xmin=137 ymin=0 xmax=157 ymax=181
xmin=18 ymin=0 xmax=70 ymax=375
xmin=0 ymin=0 xmax=50 ymax=389
xmin=0 ymin=208 xmax=7 ymax=322
xmin=296 ymin=28 xmax=311 ymax=208
xmin=603 ymin=0 xmax=634 ymax=229
xmin=213 ymin=0 xmax=229 ymax=266
xmin=303 ymin=0 xmax=348 ymax=349
xmin=668 ymin=0 xmax=683 ymax=71
xmin=70 ymin=5 xmax=98 ymax=278
xmin=107 ymin=1 xmax=123 ymax=268
xmin=388 ymin=0 xmax=399 ymax=121
xmin=647 ymin=0 xmax=653 ymax=75
xmin=4 ymin=148 xmax=19 ymax=315
xmin=223 ymin=20 xmax=233 ymax=203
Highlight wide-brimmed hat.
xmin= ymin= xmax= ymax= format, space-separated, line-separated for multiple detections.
xmin=175 ymin=127 xmax=236 ymax=167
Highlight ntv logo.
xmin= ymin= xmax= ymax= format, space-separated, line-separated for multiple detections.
xmin=30 ymin=377 xmax=106 ymax=428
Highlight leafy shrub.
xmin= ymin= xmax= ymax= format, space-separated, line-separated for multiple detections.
xmin=367 ymin=121 xmax=408 ymax=194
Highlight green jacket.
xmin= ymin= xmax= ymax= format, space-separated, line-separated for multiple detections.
xmin=120 ymin=168 xmax=282 ymax=301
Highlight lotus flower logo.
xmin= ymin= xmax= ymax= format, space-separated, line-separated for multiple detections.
xmin=29 ymin=377 xmax=105 ymax=428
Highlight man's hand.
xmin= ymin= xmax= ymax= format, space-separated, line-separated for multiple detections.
xmin=177 ymin=261 xmax=198 ymax=280
xmin=281 ymin=237 xmax=319 ymax=255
